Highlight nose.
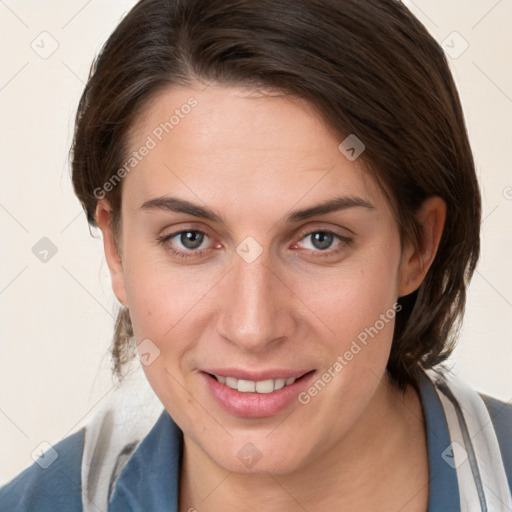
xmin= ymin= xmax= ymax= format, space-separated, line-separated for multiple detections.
xmin=217 ymin=250 xmax=291 ymax=353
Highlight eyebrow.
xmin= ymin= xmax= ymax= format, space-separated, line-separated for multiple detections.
xmin=286 ymin=195 xmax=375 ymax=222
xmin=139 ymin=195 xmax=375 ymax=223
xmin=140 ymin=196 xmax=224 ymax=223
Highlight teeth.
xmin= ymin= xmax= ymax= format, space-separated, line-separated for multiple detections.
xmin=256 ymin=380 xmax=274 ymax=394
xmin=274 ymin=378 xmax=286 ymax=390
xmin=237 ymin=379 xmax=256 ymax=392
xmin=214 ymin=375 xmax=297 ymax=393
xmin=225 ymin=376 xmax=237 ymax=389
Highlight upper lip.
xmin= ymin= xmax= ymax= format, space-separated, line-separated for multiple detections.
xmin=201 ymin=368 xmax=314 ymax=381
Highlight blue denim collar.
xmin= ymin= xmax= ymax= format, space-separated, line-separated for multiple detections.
xmin=109 ymin=411 xmax=183 ymax=511
xmin=418 ymin=371 xmax=461 ymax=511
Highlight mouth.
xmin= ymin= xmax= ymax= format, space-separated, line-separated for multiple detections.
xmin=200 ymin=369 xmax=316 ymax=418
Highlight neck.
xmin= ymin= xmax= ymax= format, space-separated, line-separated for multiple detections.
xmin=179 ymin=376 xmax=429 ymax=512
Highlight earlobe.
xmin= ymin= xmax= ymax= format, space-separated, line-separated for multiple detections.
xmin=94 ymin=201 xmax=128 ymax=306
xmin=397 ymin=197 xmax=446 ymax=297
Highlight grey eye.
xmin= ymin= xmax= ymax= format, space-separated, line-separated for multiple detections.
xmin=307 ymin=232 xmax=335 ymax=251
xmin=179 ymin=231 xmax=205 ymax=250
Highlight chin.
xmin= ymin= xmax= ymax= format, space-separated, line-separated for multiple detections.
xmin=196 ymin=433 xmax=313 ymax=476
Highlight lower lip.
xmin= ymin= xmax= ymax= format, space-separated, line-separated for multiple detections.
xmin=201 ymin=371 xmax=316 ymax=418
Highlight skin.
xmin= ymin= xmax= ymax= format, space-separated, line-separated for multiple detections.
xmin=96 ymin=84 xmax=446 ymax=511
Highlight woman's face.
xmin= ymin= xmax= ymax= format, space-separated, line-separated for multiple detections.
xmin=103 ymin=84 xmax=416 ymax=474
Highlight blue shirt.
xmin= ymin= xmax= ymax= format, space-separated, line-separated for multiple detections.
xmin=1 ymin=372 xmax=510 ymax=511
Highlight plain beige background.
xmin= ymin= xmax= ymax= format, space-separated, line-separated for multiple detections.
xmin=1 ymin=0 xmax=511 ymax=484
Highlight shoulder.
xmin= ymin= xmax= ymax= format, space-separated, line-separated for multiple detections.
xmin=423 ymin=369 xmax=512 ymax=499
xmin=480 ymin=393 xmax=512 ymax=490
xmin=480 ymin=392 xmax=512 ymax=427
xmin=0 ymin=429 xmax=85 ymax=512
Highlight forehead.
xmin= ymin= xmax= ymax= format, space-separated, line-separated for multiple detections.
xmin=122 ymin=84 xmax=384 ymax=216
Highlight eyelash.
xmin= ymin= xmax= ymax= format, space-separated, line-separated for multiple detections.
xmin=156 ymin=229 xmax=352 ymax=260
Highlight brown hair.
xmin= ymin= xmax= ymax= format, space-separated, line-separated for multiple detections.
xmin=71 ymin=0 xmax=481 ymax=389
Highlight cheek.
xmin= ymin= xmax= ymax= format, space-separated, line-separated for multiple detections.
xmin=123 ymin=257 xmax=209 ymax=344
xmin=302 ymin=238 xmax=401 ymax=346
xmin=121 ymin=259 xmax=211 ymax=411
xmin=295 ymin=238 xmax=401 ymax=409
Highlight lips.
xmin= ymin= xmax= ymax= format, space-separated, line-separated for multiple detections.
xmin=201 ymin=369 xmax=316 ymax=418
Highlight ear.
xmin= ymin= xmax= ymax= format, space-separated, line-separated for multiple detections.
xmin=95 ymin=200 xmax=128 ymax=307
xmin=397 ymin=197 xmax=446 ymax=297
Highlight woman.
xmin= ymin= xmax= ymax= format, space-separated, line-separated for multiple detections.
xmin=1 ymin=0 xmax=510 ymax=511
